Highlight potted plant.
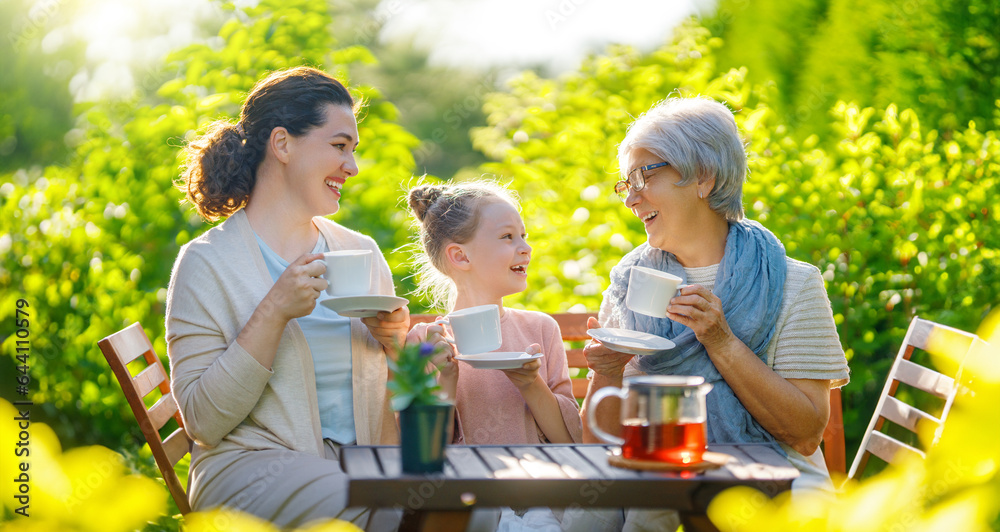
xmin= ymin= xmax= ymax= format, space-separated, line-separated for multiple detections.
xmin=388 ymin=341 xmax=454 ymax=474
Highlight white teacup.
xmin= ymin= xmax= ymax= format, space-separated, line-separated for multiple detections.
xmin=436 ymin=304 xmax=502 ymax=355
xmin=323 ymin=250 xmax=373 ymax=297
xmin=626 ymin=266 xmax=688 ymax=318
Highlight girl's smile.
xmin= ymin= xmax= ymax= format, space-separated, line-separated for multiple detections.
xmin=456 ymin=200 xmax=532 ymax=302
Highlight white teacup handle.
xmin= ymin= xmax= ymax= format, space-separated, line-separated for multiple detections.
xmin=318 ymin=259 xmax=330 ymax=290
xmin=430 ymin=318 xmax=455 ymax=342
xmin=587 ymin=386 xmax=628 ymax=445
xmin=662 ymin=284 xmax=692 ymax=316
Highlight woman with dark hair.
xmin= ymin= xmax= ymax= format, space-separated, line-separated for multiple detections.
xmin=166 ymin=66 xmax=406 ymax=529
xmin=581 ymin=97 xmax=849 ymax=530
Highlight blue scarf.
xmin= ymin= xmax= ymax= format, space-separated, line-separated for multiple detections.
xmin=607 ymin=220 xmax=787 ymax=449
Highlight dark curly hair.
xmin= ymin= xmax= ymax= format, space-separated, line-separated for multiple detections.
xmin=178 ymin=67 xmax=356 ymax=221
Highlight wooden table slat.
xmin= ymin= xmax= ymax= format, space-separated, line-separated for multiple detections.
xmin=373 ymin=446 xmax=403 ymax=477
xmin=445 ymin=446 xmax=495 ymax=479
xmin=734 ymin=444 xmax=800 ymax=481
xmin=341 ymin=443 xmax=798 ymax=530
xmin=710 ymin=444 xmax=757 ymax=480
xmin=341 ymin=447 xmax=384 ymax=478
xmin=473 ymin=446 xmax=530 ymax=479
xmin=536 ymin=446 xmax=605 ymax=479
xmin=571 ymin=445 xmax=642 ymax=480
xmin=507 ymin=446 xmax=574 ymax=479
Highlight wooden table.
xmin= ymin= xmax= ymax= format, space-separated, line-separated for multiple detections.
xmin=340 ymin=443 xmax=798 ymax=532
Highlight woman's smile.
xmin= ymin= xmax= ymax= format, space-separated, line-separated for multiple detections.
xmin=639 ymin=210 xmax=659 ymax=226
xmin=325 ymin=176 xmax=345 ymax=199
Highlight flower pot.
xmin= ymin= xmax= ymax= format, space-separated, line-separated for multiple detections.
xmin=399 ymin=402 xmax=453 ymax=474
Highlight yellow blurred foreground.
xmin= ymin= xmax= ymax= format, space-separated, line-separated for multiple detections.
xmin=0 ymin=402 xmax=362 ymax=531
xmin=708 ymin=310 xmax=1000 ymax=531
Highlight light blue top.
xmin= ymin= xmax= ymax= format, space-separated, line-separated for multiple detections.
xmin=254 ymin=232 xmax=356 ymax=444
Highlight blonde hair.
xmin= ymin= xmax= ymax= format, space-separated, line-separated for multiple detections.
xmin=407 ymin=180 xmax=520 ymax=311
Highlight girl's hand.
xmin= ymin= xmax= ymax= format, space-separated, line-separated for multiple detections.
xmin=583 ymin=317 xmax=634 ymax=377
xmin=263 ymin=252 xmax=327 ymax=322
xmin=501 ymin=343 xmax=542 ymax=391
xmin=666 ymin=284 xmax=735 ymax=352
xmin=424 ymin=323 xmax=458 ymax=401
xmin=362 ymin=306 xmax=410 ymax=359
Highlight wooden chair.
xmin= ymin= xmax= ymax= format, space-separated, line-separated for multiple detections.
xmin=821 ymin=387 xmax=846 ymax=474
xmin=99 ymin=322 xmax=193 ymax=514
xmin=847 ymin=316 xmax=981 ymax=480
xmin=411 ymin=311 xmax=847 ymax=474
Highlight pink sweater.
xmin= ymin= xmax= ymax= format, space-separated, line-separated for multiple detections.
xmin=412 ymin=308 xmax=583 ymax=444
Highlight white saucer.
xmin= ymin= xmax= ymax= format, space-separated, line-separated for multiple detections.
xmin=586 ymin=328 xmax=675 ymax=356
xmin=319 ymin=295 xmax=408 ymax=318
xmin=454 ymin=352 xmax=543 ymax=370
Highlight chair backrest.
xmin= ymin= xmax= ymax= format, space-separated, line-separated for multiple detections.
xmin=99 ymin=322 xmax=192 ymax=514
xmin=821 ymin=386 xmax=846 ymax=475
xmin=412 ymin=311 xmax=847 ymax=473
xmin=847 ymin=316 xmax=981 ymax=480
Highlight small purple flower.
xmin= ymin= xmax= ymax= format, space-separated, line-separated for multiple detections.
xmin=418 ymin=342 xmax=435 ymax=358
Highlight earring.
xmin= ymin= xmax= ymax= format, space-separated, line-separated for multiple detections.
xmin=698 ymin=191 xmax=704 ymax=199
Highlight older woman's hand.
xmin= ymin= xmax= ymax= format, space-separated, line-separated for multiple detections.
xmin=583 ymin=317 xmax=634 ymax=377
xmin=362 ymin=306 xmax=410 ymax=359
xmin=666 ymin=284 xmax=736 ymax=352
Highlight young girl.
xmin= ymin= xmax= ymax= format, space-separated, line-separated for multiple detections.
xmin=404 ymin=180 xmax=589 ymax=531
xmin=405 ymin=181 xmax=582 ymax=447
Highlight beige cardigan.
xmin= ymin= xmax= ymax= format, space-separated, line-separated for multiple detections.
xmin=166 ymin=210 xmax=399 ymax=476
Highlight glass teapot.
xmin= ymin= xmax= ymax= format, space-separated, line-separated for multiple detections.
xmin=587 ymin=375 xmax=713 ymax=464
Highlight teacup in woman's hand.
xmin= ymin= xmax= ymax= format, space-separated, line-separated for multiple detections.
xmin=322 ymin=250 xmax=372 ymax=297
xmin=626 ymin=266 xmax=688 ymax=318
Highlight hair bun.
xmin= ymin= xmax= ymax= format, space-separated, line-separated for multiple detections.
xmin=408 ymin=184 xmax=446 ymax=222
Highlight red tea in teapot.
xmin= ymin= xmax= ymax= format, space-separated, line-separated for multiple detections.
xmin=621 ymin=419 xmax=706 ymax=464
xmin=587 ymin=376 xmax=713 ymax=465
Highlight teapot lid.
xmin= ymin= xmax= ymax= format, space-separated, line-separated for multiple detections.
xmin=624 ymin=375 xmax=705 ymax=388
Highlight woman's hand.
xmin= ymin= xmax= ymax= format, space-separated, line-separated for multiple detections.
xmin=501 ymin=343 xmax=542 ymax=391
xmin=263 ymin=252 xmax=327 ymax=322
xmin=362 ymin=306 xmax=410 ymax=359
xmin=666 ymin=284 xmax=736 ymax=351
xmin=424 ymin=323 xmax=458 ymax=401
xmin=236 ymin=252 xmax=325 ymax=371
xmin=583 ymin=317 xmax=634 ymax=377
xmin=666 ymin=286 xmax=832 ymax=455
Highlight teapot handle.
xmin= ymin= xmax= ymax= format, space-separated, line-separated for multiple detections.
xmin=586 ymin=386 xmax=627 ymax=445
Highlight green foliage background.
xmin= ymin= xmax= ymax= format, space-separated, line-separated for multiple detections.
xmin=706 ymin=0 xmax=1000 ymax=138
xmin=1 ymin=0 xmax=998 ymax=503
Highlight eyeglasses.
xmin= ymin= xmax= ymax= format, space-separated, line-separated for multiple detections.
xmin=614 ymin=161 xmax=669 ymax=201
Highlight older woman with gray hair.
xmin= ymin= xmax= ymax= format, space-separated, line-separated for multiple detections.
xmin=580 ymin=96 xmax=849 ymax=528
